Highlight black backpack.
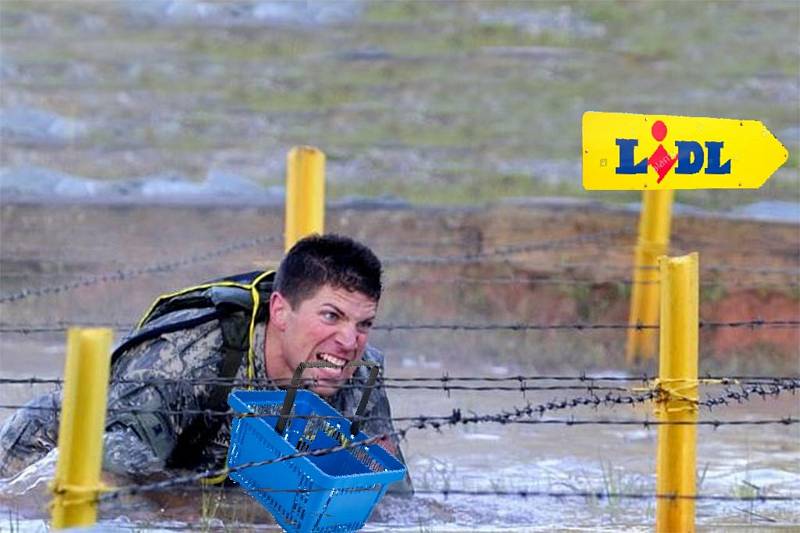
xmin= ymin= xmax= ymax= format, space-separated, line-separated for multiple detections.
xmin=110 ymin=270 xmax=275 ymax=468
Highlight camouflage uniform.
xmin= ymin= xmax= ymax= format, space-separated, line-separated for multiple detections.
xmin=0 ymin=315 xmax=412 ymax=492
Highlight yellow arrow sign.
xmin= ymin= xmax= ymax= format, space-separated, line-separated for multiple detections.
xmin=582 ymin=111 xmax=788 ymax=190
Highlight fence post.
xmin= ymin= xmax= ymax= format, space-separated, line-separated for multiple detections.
xmin=52 ymin=328 xmax=113 ymax=529
xmin=285 ymin=146 xmax=325 ymax=252
xmin=626 ymin=189 xmax=674 ymax=364
xmin=655 ymin=252 xmax=698 ymax=533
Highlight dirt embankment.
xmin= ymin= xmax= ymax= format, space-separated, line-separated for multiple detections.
xmin=1 ymin=200 xmax=798 ymax=372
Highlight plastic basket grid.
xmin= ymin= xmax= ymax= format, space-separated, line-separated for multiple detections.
xmin=227 ymin=389 xmax=406 ymax=533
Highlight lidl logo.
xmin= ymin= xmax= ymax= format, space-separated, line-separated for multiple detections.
xmin=582 ymin=112 xmax=788 ymax=190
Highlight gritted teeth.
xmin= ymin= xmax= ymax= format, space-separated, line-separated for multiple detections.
xmin=317 ymin=352 xmax=347 ymax=368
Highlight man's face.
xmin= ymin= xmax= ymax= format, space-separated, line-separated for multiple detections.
xmin=271 ymin=284 xmax=378 ymax=397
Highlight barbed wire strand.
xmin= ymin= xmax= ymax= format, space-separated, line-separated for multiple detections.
xmin=1 ymin=318 xmax=797 ymax=334
xmin=556 ymin=262 xmax=799 ymax=278
xmin=71 ymin=403 xmax=798 ymax=504
xmin=4 ymin=273 xmax=796 ymax=294
xmin=94 ymin=485 xmax=800 ymax=503
xmin=375 ymin=319 xmax=800 ymax=332
xmin=0 ymin=379 xmax=631 ymax=393
xmin=3 ymin=379 xmax=795 ymax=421
xmin=380 ymin=230 xmax=632 ymax=266
xmin=0 ymin=231 xmax=628 ymax=303
xmin=387 ymin=276 xmax=798 ymax=289
xmin=0 ymin=375 xmax=795 ymax=390
xmin=0 ymin=374 xmax=796 ymax=385
xmin=0 ymin=235 xmax=280 ymax=304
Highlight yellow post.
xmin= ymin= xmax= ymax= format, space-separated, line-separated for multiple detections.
xmin=52 ymin=328 xmax=113 ymax=529
xmin=626 ymin=189 xmax=674 ymax=363
xmin=655 ymin=252 xmax=698 ymax=533
xmin=285 ymin=146 xmax=325 ymax=251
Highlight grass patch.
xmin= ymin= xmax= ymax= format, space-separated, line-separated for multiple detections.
xmin=183 ymin=29 xmax=313 ymax=62
xmin=222 ymin=83 xmax=355 ymax=113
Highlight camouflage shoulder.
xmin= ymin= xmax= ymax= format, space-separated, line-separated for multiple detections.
xmin=361 ymin=344 xmax=385 ymax=366
xmin=349 ymin=345 xmax=385 ymax=383
xmin=111 ymin=318 xmax=223 ymax=376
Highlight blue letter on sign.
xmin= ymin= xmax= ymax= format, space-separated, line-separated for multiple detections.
xmin=615 ymin=139 xmax=648 ymax=174
xmin=704 ymin=141 xmax=731 ymax=174
xmin=675 ymin=141 xmax=704 ymax=174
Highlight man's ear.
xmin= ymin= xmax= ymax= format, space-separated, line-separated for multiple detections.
xmin=269 ymin=291 xmax=291 ymax=331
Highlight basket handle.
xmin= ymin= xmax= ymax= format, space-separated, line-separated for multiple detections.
xmin=275 ymin=360 xmax=381 ymax=437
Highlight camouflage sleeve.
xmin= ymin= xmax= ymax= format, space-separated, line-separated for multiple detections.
xmin=0 ymin=320 xmax=224 ymax=479
xmin=103 ymin=321 xmax=224 ymax=475
xmin=0 ymin=387 xmax=173 ymax=479
xmin=0 ymin=391 xmax=60 ymax=478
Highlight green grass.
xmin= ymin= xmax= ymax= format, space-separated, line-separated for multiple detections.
xmin=182 ymin=30 xmax=313 ymax=62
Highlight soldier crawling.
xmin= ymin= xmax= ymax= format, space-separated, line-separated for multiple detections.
xmin=0 ymin=234 xmax=412 ymax=493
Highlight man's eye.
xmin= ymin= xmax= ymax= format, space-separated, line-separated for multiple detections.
xmin=322 ymin=311 xmax=338 ymax=322
xmin=358 ymin=321 xmax=373 ymax=332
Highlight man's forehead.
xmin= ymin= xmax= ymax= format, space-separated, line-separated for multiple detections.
xmin=306 ymin=284 xmax=378 ymax=312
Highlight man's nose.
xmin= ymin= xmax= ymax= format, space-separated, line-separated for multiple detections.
xmin=335 ymin=323 xmax=359 ymax=350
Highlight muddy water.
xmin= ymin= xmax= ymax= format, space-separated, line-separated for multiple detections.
xmin=0 ymin=345 xmax=797 ymax=531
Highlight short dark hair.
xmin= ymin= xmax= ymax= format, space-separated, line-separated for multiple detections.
xmin=274 ymin=234 xmax=382 ymax=308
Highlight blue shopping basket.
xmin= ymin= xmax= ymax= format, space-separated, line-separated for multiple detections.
xmin=227 ymin=360 xmax=407 ymax=532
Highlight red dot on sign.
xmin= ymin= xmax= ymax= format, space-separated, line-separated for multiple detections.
xmin=652 ymin=120 xmax=667 ymax=141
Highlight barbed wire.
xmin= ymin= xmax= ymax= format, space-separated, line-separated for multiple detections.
xmin=549 ymin=262 xmax=799 ymax=278
xmin=4 ymin=271 xmax=796 ymax=293
xmin=0 ymin=321 xmax=133 ymax=333
xmin=2 ymin=318 xmax=797 ymax=335
xmin=413 ymin=488 xmax=800 ymax=502
xmin=382 ymin=231 xmax=632 ymax=265
xmin=5 ymin=378 xmax=795 ymax=509
xmin=374 ymin=319 xmax=800 ymax=332
xmin=0 ymin=235 xmax=280 ymax=304
xmin=3 ymin=379 xmax=795 ymax=421
xmin=387 ymin=276 xmax=798 ymax=289
xmin=0 ymin=375 xmax=795 ymax=390
xmin=2 ymin=247 xmax=794 ymax=309
xmin=0 ymin=379 xmax=632 ymax=393
xmin=82 ymin=402 xmax=798 ymax=504
xmin=3 ymin=233 xmax=793 ymax=259
xmin=95 ymin=485 xmax=800 ymax=503
xmin=0 ymin=267 xmax=266 ymax=280
xmin=702 ymin=264 xmax=800 ymax=276
xmin=671 ymin=234 xmax=799 ymax=258
xmin=1 ymin=375 xmax=645 ymax=385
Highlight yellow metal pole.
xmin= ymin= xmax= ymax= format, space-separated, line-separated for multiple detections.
xmin=52 ymin=328 xmax=113 ymax=529
xmin=655 ymin=252 xmax=698 ymax=533
xmin=285 ymin=146 xmax=325 ymax=252
xmin=626 ymin=189 xmax=674 ymax=363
